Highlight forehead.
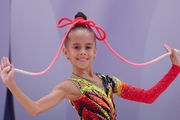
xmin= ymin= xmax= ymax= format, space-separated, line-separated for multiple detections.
xmin=68 ymin=29 xmax=95 ymax=44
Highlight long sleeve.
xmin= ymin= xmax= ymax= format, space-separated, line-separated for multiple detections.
xmin=113 ymin=64 xmax=180 ymax=104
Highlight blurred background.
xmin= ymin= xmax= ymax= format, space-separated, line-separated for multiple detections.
xmin=0 ymin=0 xmax=180 ymax=120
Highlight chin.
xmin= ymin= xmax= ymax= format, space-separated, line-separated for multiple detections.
xmin=77 ymin=65 xmax=89 ymax=70
xmin=76 ymin=64 xmax=92 ymax=70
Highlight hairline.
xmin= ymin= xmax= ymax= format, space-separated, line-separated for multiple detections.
xmin=64 ymin=26 xmax=96 ymax=48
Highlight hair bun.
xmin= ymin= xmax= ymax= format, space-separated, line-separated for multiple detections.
xmin=75 ymin=12 xmax=87 ymax=20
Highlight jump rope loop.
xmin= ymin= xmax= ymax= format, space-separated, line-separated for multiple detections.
xmin=57 ymin=17 xmax=106 ymax=41
xmin=4 ymin=13 xmax=180 ymax=76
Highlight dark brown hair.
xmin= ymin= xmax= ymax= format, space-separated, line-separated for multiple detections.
xmin=64 ymin=12 xmax=96 ymax=47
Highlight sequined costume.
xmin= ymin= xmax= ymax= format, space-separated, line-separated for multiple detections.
xmin=68 ymin=64 xmax=180 ymax=120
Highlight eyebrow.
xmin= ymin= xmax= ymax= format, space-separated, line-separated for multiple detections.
xmin=72 ymin=43 xmax=94 ymax=45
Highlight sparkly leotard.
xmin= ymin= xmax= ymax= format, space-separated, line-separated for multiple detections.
xmin=68 ymin=64 xmax=180 ymax=120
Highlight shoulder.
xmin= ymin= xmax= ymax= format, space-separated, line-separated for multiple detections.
xmin=54 ymin=80 xmax=81 ymax=100
xmin=96 ymin=73 xmax=117 ymax=85
xmin=96 ymin=73 xmax=123 ymax=91
xmin=55 ymin=80 xmax=79 ymax=93
xmin=96 ymin=72 xmax=120 ymax=81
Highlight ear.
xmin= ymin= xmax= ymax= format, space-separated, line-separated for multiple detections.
xmin=94 ymin=46 xmax=97 ymax=58
xmin=63 ymin=47 xmax=69 ymax=59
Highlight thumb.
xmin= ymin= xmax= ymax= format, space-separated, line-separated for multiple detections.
xmin=7 ymin=65 xmax=15 ymax=74
xmin=2 ymin=65 xmax=14 ymax=75
xmin=171 ymin=48 xmax=179 ymax=58
xmin=1 ymin=67 xmax=8 ymax=75
xmin=9 ymin=65 xmax=15 ymax=74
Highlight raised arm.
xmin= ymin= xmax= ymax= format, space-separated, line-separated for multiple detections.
xmin=113 ymin=44 xmax=180 ymax=104
xmin=0 ymin=57 xmax=80 ymax=116
xmin=113 ymin=64 xmax=180 ymax=104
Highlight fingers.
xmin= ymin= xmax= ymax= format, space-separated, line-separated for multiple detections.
xmin=171 ymin=48 xmax=179 ymax=58
xmin=0 ymin=57 xmax=13 ymax=75
xmin=6 ymin=57 xmax=12 ymax=67
xmin=1 ymin=57 xmax=11 ymax=69
xmin=1 ymin=57 xmax=4 ymax=68
xmin=3 ymin=57 xmax=7 ymax=67
xmin=171 ymin=49 xmax=175 ymax=57
xmin=164 ymin=44 xmax=171 ymax=52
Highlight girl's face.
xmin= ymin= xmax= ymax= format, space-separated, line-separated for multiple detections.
xmin=63 ymin=29 xmax=97 ymax=69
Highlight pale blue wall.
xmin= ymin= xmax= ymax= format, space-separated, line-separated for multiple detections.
xmin=1 ymin=0 xmax=180 ymax=120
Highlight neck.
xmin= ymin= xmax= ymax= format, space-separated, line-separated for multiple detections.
xmin=72 ymin=66 xmax=94 ymax=78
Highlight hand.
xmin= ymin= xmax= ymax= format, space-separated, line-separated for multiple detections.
xmin=0 ymin=57 xmax=15 ymax=85
xmin=164 ymin=44 xmax=180 ymax=66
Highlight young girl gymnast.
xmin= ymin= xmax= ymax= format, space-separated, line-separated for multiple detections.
xmin=0 ymin=12 xmax=180 ymax=120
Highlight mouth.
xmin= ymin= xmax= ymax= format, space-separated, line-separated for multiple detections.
xmin=77 ymin=58 xmax=89 ymax=62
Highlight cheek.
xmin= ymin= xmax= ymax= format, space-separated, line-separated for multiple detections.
xmin=68 ymin=49 xmax=77 ymax=57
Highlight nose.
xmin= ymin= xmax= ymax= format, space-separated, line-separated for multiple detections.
xmin=80 ymin=48 xmax=86 ymax=56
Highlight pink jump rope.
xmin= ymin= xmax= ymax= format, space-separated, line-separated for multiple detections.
xmin=4 ymin=17 xmax=180 ymax=76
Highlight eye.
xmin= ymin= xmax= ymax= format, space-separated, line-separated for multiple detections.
xmin=74 ymin=46 xmax=79 ymax=49
xmin=86 ymin=46 xmax=92 ymax=49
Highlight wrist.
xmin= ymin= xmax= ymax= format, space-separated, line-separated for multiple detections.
xmin=5 ymin=79 xmax=16 ymax=88
xmin=172 ymin=64 xmax=180 ymax=67
xmin=172 ymin=64 xmax=180 ymax=72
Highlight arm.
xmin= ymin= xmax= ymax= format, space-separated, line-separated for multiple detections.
xmin=113 ymin=64 xmax=180 ymax=104
xmin=0 ymin=57 xmax=80 ymax=116
xmin=113 ymin=44 xmax=180 ymax=104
